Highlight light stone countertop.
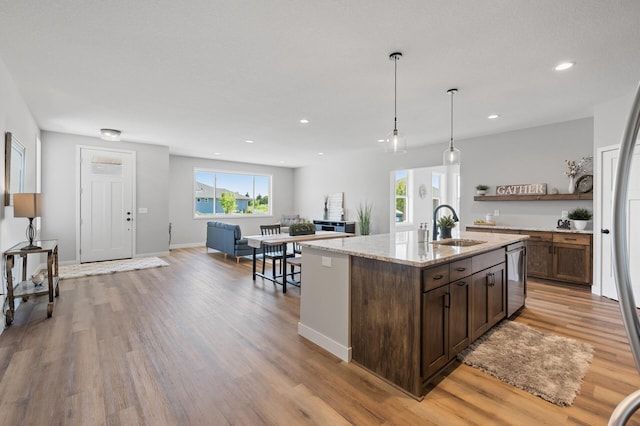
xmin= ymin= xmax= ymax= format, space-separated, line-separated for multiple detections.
xmin=300 ymin=230 xmax=527 ymax=268
xmin=467 ymin=224 xmax=593 ymax=234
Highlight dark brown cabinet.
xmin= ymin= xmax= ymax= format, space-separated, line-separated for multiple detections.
xmin=422 ymin=279 xmax=471 ymax=379
xmin=466 ymin=227 xmax=592 ymax=285
xmin=524 ymin=231 xmax=553 ymax=279
xmin=470 ymin=262 xmax=506 ymax=341
xmin=552 ymin=233 xmax=592 ymax=284
xmin=351 ymin=245 xmax=517 ymax=399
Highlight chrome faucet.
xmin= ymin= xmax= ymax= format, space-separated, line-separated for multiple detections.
xmin=432 ymin=204 xmax=460 ymax=240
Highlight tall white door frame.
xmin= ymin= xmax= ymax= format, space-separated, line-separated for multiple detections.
xmin=76 ymin=145 xmax=137 ymax=263
xmin=596 ymin=142 xmax=640 ymax=303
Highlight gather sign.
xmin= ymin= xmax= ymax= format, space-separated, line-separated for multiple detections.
xmin=495 ymin=183 xmax=547 ymax=196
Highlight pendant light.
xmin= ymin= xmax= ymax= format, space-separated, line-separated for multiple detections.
xmin=443 ymin=88 xmax=461 ymax=165
xmin=385 ymin=52 xmax=407 ymax=154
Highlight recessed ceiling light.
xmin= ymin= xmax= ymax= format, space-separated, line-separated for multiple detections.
xmin=299 ymin=119 xmax=309 ymax=124
xmin=213 ymin=152 xmax=222 ymax=156
xmin=245 ymin=140 xmax=254 ymax=144
xmin=555 ymin=62 xmax=575 ymax=71
xmin=488 ymin=114 xmax=500 ymax=120
xmin=377 ymin=139 xmax=385 ymax=143
xmin=279 ymin=160 xmax=285 ymax=164
xmin=318 ymin=152 xmax=324 ymax=156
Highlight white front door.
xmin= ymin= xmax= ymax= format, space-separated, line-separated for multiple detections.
xmin=80 ymin=148 xmax=135 ymax=263
xmin=600 ymin=144 xmax=640 ymax=304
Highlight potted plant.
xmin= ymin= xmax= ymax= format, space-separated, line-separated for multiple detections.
xmin=436 ymin=215 xmax=457 ymax=239
xmin=289 ymin=221 xmax=316 ymax=236
xmin=475 ymin=184 xmax=489 ymax=195
xmin=567 ymin=207 xmax=592 ymax=231
xmin=356 ymin=201 xmax=372 ymax=235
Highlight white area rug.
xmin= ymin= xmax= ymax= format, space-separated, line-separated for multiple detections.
xmin=59 ymin=257 xmax=169 ymax=279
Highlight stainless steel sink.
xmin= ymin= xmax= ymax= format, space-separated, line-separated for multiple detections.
xmin=431 ymin=239 xmax=486 ymax=247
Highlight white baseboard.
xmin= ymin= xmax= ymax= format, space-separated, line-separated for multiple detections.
xmin=135 ymin=251 xmax=170 ymax=258
xmin=297 ymin=322 xmax=351 ymax=362
xmin=169 ymin=242 xmax=205 ymax=250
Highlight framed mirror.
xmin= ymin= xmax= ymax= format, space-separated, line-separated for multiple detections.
xmin=5 ymin=132 xmax=25 ymax=206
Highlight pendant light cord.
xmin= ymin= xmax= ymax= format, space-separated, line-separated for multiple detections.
xmin=450 ymin=90 xmax=454 ymax=149
xmin=448 ymin=88 xmax=457 ymax=150
xmin=394 ymin=55 xmax=398 ymax=132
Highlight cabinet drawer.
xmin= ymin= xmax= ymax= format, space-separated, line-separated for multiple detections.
xmin=450 ymin=258 xmax=473 ymax=281
xmin=472 ymin=249 xmax=505 ymax=273
xmin=522 ymin=231 xmax=553 ymax=242
xmin=422 ymin=264 xmax=450 ymax=292
xmin=553 ymin=233 xmax=591 ymax=245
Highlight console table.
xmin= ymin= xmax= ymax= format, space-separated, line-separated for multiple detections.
xmin=313 ymin=220 xmax=355 ymax=233
xmin=3 ymin=240 xmax=59 ymax=326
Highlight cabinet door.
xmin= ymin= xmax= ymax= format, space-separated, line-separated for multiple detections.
xmin=526 ymin=241 xmax=553 ymax=278
xmin=553 ymin=243 xmax=592 ymax=284
xmin=470 ymin=264 xmax=506 ymax=341
xmin=422 ymin=285 xmax=449 ymax=378
xmin=486 ymin=263 xmax=506 ymax=328
xmin=449 ymin=279 xmax=470 ymax=356
xmin=470 ymin=270 xmax=492 ymax=341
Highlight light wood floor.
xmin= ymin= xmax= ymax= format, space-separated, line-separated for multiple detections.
xmin=1 ymin=247 xmax=639 ymax=425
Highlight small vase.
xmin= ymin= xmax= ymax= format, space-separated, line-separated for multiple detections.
xmin=323 ymin=209 xmax=328 ymax=220
xmin=568 ymin=176 xmax=575 ymax=194
xmin=439 ymin=227 xmax=452 ymax=239
xmin=573 ymin=220 xmax=588 ymax=231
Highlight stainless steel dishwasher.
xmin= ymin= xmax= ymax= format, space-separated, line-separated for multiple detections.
xmin=506 ymin=241 xmax=526 ymax=317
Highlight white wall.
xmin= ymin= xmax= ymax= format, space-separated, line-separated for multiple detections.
xmin=294 ymin=118 xmax=594 ymax=234
xmin=461 ymin=118 xmax=593 ymax=229
xmin=41 ymin=131 xmax=170 ymax=262
xmin=0 ymin=57 xmax=41 ymax=329
xmin=168 ymin=155 xmax=295 ymax=246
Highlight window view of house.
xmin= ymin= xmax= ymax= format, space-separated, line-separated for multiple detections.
xmin=194 ymin=170 xmax=271 ymax=217
xmin=395 ymin=170 xmax=408 ymax=223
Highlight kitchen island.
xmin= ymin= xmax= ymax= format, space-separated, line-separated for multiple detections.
xmin=298 ymin=230 xmax=528 ymax=399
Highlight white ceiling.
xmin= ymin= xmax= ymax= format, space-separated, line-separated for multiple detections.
xmin=1 ymin=0 xmax=640 ymax=167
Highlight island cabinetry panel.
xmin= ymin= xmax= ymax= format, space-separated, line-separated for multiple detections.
xmin=351 ymin=245 xmax=511 ymax=399
xmin=351 ymin=256 xmax=422 ymax=396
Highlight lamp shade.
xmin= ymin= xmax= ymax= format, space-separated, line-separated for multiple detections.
xmin=13 ymin=193 xmax=41 ymax=218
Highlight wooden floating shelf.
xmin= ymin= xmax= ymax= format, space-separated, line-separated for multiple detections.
xmin=474 ymin=193 xmax=593 ymax=201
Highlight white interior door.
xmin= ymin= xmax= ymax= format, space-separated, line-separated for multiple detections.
xmin=80 ymin=148 xmax=134 ymax=263
xmin=600 ymin=144 xmax=640 ymax=303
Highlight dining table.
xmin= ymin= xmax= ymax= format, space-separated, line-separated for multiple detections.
xmin=246 ymin=230 xmax=352 ymax=293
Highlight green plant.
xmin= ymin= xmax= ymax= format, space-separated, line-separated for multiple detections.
xmin=568 ymin=208 xmax=592 ymax=220
xmin=475 ymin=184 xmax=489 ymax=191
xmin=436 ymin=215 xmax=457 ymax=229
xmin=288 ymin=221 xmax=316 ymax=235
xmin=219 ymin=191 xmax=237 ymax=214
xmin=357 ymin=201 xmax=373 ymax=235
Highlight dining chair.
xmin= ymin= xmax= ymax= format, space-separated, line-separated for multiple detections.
xmin=288 ymin=255 xmax=302 ymax=286
xmin=260 ymin=224 xmax=294 ymax=279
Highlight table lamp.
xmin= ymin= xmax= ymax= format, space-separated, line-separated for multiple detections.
xmin=13 ymin=193 xmax=42 ymax=250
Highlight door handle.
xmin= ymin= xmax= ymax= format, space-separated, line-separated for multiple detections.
xmin=601 ymin=229 xmax=610 ymax=234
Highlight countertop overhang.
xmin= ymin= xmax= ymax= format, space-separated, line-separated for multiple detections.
xmin=300 ymin=230 xmax=527 ymax=267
